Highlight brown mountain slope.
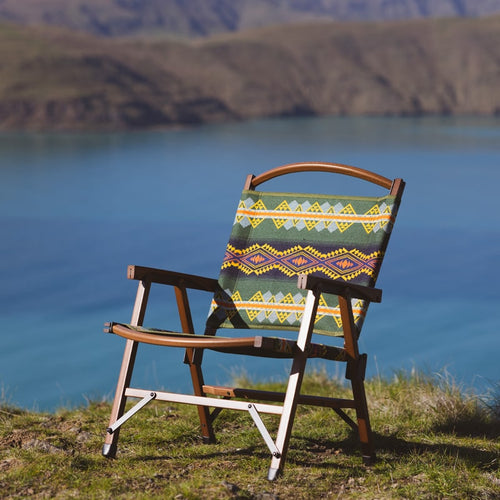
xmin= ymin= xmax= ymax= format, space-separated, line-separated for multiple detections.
xmin=1 ymin=15 xmax=500 ymax=131
xmin=1 ymin=0 xmax=500 ymax=38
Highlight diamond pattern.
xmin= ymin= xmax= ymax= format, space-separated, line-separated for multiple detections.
xmin=209 ymin=289 xmax=366 ymax=328
xmin=223 ymin=244 xmax=380 ymax=281
xmin=235 ymin=197 xmax=394 ymax=234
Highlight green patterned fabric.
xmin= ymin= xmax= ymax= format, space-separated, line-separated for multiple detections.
xmin=207 ymin=189 xmax=399 ymax=336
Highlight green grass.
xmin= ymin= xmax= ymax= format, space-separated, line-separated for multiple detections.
xmin=1 ymin=371 xmax=499 ymax=499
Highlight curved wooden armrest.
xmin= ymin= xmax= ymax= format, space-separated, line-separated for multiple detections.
xmin=297 ymin=274 xmax=382 ymax=303
xmin=127 ymin=265 xmax=218 ymax=292
xmin=108 ymin=322 xmax=258 ymax=348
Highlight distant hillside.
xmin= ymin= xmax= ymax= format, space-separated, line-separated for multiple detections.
xmin=1 ymin=0 xmax=500 ymax=37
xmin=1 ymin=15 xmax=500 ymax=131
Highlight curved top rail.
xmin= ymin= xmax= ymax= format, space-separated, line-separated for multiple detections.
xmin=248 ymin=162 xmax=393 ymax=190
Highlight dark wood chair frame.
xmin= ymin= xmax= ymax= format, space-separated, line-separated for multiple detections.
xmin=102 ymin=162 xmax=405 ymax=480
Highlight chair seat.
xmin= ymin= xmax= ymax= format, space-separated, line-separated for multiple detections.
xmin=105 ymin=322 xmax=348 ymax=361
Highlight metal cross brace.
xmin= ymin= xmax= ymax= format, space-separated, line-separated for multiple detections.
xmin=247 ymin=403 xmax=281 ymax=458
xmin=107 ymin=392 xmax=157 ymax=434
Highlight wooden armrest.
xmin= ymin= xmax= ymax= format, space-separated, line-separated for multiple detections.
xmin=297 ymin=274 xmax=382 ymax=303
xmin=127 ymin=265 xmax=218 ymax=292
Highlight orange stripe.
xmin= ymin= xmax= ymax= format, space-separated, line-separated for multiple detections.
xmin=212 ymin=300 xmax=365 ymax=317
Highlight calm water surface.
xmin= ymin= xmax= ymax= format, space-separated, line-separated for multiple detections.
xmin=1 ymin=116 xmax=499 ymax=410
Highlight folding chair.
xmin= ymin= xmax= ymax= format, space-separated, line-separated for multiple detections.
xmin=102 ymin=162 xmax=405 ymax=480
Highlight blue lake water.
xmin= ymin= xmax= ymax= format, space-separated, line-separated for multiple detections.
xmin=1 ymin=115 xmax=499 ymax=411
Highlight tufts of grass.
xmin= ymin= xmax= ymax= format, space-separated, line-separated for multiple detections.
xmin=0 ymin=370 xmax=499 ymax=499
xmin=483 ymin=380 xmax=500 ymax=421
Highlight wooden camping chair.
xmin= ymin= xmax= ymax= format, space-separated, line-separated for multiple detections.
xmin=102 ymin=162 xmax=405 ymax=480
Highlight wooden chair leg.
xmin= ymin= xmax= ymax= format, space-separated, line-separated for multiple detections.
xmin=102 ymin=339 xmax=138 ymax=457
xmin=351 ymin=378 xmax=375 ymax=463
xmin=186 ymin=348 xmax=215 ymax=443
xmin=175 ymin=285 xmax=215 ymax=443
xmin=338 ymin=294 xmax=375 ymax=463
xmin=348 ymin=355 xmax=375 ymax=464
xmin=104 ymin=279 xmax=150 ymax=457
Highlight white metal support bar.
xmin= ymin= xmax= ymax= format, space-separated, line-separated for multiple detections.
xmin=268 ymin=288 xmax=320 ymax=480
xmin=107 ymin=391 xmax=156 ymax=434
xmin=247 ymin=404 xmax=281 ymax=458
xmin=103 ymin=279 xmax=151 ymax=457
xmin=124 ymin=388 xmax=284 ymax=415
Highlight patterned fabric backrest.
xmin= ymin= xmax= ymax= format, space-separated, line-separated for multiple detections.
xmin=207 ymin=188 xmax=400 ymax=337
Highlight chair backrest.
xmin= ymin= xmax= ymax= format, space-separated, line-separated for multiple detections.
xmin=207 ymin=163 xmax=404 ymax=337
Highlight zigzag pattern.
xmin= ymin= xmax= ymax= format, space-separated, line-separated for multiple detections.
xmin=235 ymin=197 xmax=394 ymax=233
xmin=222 ymin=243 xmax=381 ymax=281
xmin=210 ymin=289 xmax=366 ymax=329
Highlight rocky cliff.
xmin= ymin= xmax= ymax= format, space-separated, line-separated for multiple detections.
xmin=1 ymin=15 xmax=499 ymax=131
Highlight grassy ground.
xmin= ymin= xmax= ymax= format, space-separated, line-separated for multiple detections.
xmin=1 ymin=371 xmax=499 ymax=499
